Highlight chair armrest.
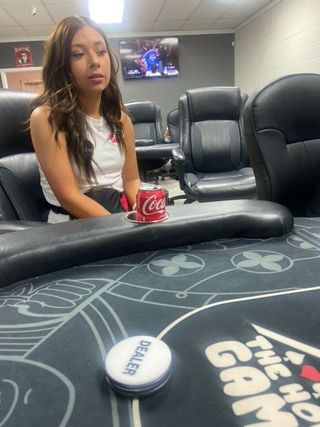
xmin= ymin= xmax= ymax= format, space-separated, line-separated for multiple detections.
xmin=172 ymin=147 xmax=185 ymax=166
xmin=135 ymin=139 xmax=154 ymax=147
xmin=0 ymin=220 xmax=45 ymax=234
xmin=172 ymin=147 xmax=186 ymax=191
xmin=135 ymin=144 xmax=179 ymax=160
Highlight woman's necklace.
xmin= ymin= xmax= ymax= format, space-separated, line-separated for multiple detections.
xmin=92 ymin=117 xmax=104 ymax=131
xmin=87 ymin=115 xmax=104 ymax=132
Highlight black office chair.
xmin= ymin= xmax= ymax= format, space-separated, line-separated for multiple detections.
xmin=167 ymin=108 xmax=179 ymax=144
xmin=0 ymin=89 xmax=52 ymax=231
xmin=244 ymin=73 xmax=320 ymax=217
xmin=125 ymin=101 xmax=164 ymax=147
xmin=172 ymin=86 xmax=256 ymax=202
xmin=125 ymin=101 xmax=170 ymax=182
xmin=152 ymin=107 xmax=180 ymax=182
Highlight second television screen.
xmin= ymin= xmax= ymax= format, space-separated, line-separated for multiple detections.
xmin=120 ymin=37 xmax=179 ymax=79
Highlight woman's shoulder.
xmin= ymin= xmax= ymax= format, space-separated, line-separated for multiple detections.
xmin=120 ymin=110 xmax=133 ymax=127
xmin=30 ymin=104 xmax=59 ymax=141
xmin=30 ymin=104 xmax=51 ymax=124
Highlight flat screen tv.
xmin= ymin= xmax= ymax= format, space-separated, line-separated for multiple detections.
xmin=119 ymin=37 xmax=179 ymax=80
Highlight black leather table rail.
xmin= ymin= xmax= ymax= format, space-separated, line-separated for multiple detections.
xmin=0 ymin=215 xmax=318 ymax=426
xmin=0 ymin=200 xmax=292 ymax=287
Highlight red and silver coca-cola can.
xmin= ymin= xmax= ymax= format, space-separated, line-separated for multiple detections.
xmin=136 ymin=185 xmax=167 ymax=222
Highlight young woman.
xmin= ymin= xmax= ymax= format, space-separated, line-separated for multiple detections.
xmin=30 ymin=16 xmax=140 ymax=223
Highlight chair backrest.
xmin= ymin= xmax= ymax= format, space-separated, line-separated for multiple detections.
xmin=0 ymin=89 xmax=35 ymax=157
xmin=240 ymin=92 xmax=250 ymax=166
xmin=0 ymin=89 xmax=49 ymax=221
xmin=244 ymin=73 xmax=320 ymax=216
xmin=179 ymin=86 xmax=248 ymax=174
xmin=125 ymin=101 xmax=164 ymax=146
xmin=167 ymin=108 xmax=179 ymax=144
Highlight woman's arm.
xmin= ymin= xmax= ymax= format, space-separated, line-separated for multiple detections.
xmin=121 ymin=113 xmax=141 ymax=208
xmin=30 ymin=106 xmax=111 ymax=218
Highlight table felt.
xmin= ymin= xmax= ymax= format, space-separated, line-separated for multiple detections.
xmin=0 ymin=217 xmax=319 ymax=426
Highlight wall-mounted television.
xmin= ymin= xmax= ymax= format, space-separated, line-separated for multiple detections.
xmin=119 ymin=37 xmax=179 ymax=80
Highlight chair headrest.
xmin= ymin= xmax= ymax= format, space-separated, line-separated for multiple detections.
xmin=0 ymin=89 xmax=36 ymax=158
xmin=245 ymin=73 xmax=320 ymax=144
xmin=241 ymin=93 xmax=248 ymax=108
xmin=167 ymin=108 xmax=179 ymax=143
xmin=125 ymin=101 xmax=161 ymax=124
xmin=185 ymin=87 xmax=241 ymax=122
xmin=167 ymin=108 xmax=179 ymax=127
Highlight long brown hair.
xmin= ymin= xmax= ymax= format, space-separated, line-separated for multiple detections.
xmin=32 ymin=15 xmax=126 ymax=183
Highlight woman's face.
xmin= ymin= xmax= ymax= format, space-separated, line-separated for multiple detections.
xmin=69 ymin=25 xmax=111 ymax=96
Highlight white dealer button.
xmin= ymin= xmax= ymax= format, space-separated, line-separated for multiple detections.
xmin=105 ymin=335 xmax=172 ymax=394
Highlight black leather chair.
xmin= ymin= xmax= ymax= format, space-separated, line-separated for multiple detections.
xmin=167 ymin=108 xmax=179 ymax=144
xmin=125 ymin=101 xmax=164 ymax=147
xmin=172 ymin=86 xmax=256 ymax=202
xmin=153 ymin=107 xmax=180 ymax=182
xmin=244 ymin=73 xmax=320 ymax=217
xmin=0 ymin=89 xmax=51 ymax=232
xmin=125 ymin=101 xmax=169 ymax=182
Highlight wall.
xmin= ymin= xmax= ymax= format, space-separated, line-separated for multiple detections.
xmin=110 ymin=34 xmax=234 ymax=122
xmin=235 ymin=0 xmax=320 ymax=95
xmin=0 ymin=41 xmax=44 ymax=70
xmin=0 ymin=34 xmax=234 ymax=124
xmin=0 ymin=34 xmax=234 ymax=122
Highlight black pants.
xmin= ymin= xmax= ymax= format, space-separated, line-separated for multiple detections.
xmin=85 ymin=187 xmax=125 ymax=213
xmin=49 ymin=188 xmax=126 ymax=219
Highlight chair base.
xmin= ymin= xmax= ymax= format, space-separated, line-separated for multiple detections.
xmin=139 ymin=160 xmax=178 ymax=185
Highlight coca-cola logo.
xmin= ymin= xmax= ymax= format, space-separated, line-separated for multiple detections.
xmin=141 ymin=194 xmax=166 ymax=216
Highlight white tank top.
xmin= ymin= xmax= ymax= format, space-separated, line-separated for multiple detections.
xmin=38 ymin=115 xmax=125 ymax=222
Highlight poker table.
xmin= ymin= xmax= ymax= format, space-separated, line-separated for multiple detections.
xmin=0 ymin=200 xmax=319 ymax=426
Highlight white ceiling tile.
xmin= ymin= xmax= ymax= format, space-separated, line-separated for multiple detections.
xmin=0 ymin=6 xmax=20 ymax=25
xmin=181 ymin=19 xmax=213 ymax=31
xmin=0 ymin=25 xmax=27 ymax=37
xmin=0 ymin=0 xmax=41 ymax=4
xmin=120 ymin=20 xmax=155 ymax=32
xmin=190 ymin=0 xmax=236 ymax=20
xmin=211 ymin=17 xmax=244 ymax=29
xmin=153 ymin=20 xmax=185 ymax=31
xmin=42 ymin=0 xmax=85 ymax=4
xmin=158 ymin=0 xmax=202 ymax=21
xmin=223 ymin=0 xmax=272 ymax=19
xmin=0 ymin=0 xmax=278 ymax=40
xmin=97 ymin=23 xmax=117 ymax=35
xmin=98 ymin=21 xmax=155 ymax=35
xmin=23 ymin=25 xmax=55 ymax=36
xmin=124 ymin=0 xmax=165 ymax=22
xmin=2 ymin=4 xmax=54 ymax=26
xmin=45 ymin=3 xmax=88 ymax=23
